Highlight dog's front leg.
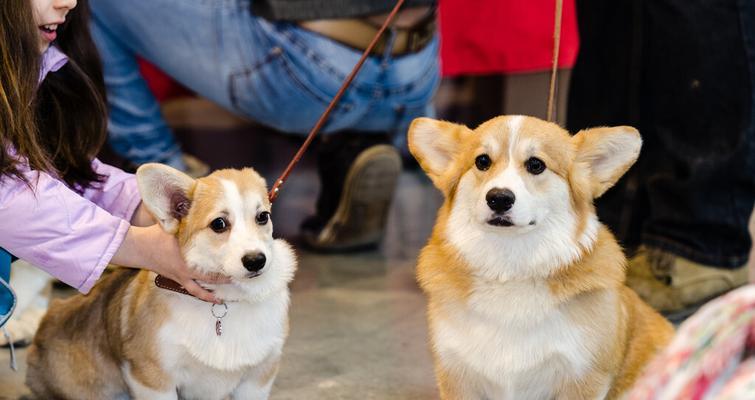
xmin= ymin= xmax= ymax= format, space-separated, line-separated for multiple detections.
xmin=122 ymin=363 xmax=178 ymax=400
xmin=555 ymin=371 xmax=612 ymax=400
xmin=231 ymin=379 xmax=274 ymax=400
xmin=231 ymin=352 xmax=281 ymax=400
xmin=435 ymin=363 xmax=493 ymax=400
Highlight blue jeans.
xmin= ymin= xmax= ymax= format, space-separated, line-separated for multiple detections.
xmin=89 ymin=0 xmax=440 ymax=168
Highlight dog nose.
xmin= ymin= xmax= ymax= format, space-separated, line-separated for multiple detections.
xmin=241 ymin=253 xmax=266 ymax=272
xmin=486 ymin=188 xmax=516 ymax=213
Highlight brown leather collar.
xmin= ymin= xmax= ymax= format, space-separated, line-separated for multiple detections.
xmin=155 ymin=274 xmax=231 ymax=336
xmin=154 ymin=274 xmax=194 ymax=298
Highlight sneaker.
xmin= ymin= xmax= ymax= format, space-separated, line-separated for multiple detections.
xmin=626 ymin=246 xmax=749 ymax=321
xmin=302 ymin=144 xmax=401 ymax=251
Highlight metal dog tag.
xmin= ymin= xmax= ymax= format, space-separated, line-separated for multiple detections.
xmin=211 ymin=303 xmax=228 ymax=337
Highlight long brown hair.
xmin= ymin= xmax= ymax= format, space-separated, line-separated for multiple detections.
xmin=0 ymin=0 xmax=107 ymax=190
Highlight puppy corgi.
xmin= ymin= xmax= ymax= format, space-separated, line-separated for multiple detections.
xmin=26 ymin=165 xmax=296 ymax=400
xmin=408 ymin=116 xmax=673 ymax=399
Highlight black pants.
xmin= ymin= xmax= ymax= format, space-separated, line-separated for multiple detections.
xmin=568 ymin=0 xmax=755 ymax=268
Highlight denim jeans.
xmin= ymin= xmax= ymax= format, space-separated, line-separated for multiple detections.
xmin=568 ymin=0 xmax=755 ymax=268
xmin=89 ymin=0 xmax=440 ymax=169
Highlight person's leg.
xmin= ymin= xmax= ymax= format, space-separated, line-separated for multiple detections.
xmin=90 ymin=17 xmax=185 ymax=169
xmin=89 ymin=0 xmax=268 ymax=170
xmin=90 ymin=0 xmax=440 ymax=249
xmin=567 ymin=0 xmax=646 ymax=250
xmin=640 ymin=0 xmax=752 ymax=266
xmin=626 ymin=0 xmax=755 ymax=318
xmin=286 ymin=28 xmax=439 ymax=250
xmin=300 ymin=132 xmax=402 ymax=250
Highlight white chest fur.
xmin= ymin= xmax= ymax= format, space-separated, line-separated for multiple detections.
xmin=432 ymin=280 xmax=595 ymax=398
xmin=157 ymin=290 xmax=289 ymax=395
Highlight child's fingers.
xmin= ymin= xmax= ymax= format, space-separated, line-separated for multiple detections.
xmin=182 ymin=279 xmax=221 ymax=304
xmin=193 ymin=271 xmax=232 ymax=284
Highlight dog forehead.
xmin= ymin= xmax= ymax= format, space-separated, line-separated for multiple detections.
xmin=195 ymin=169 xmax=269 ymax=210
xmin=476 ymin=116 xmax=573 ymax=162
xmin=474 ymin=116 xmax=527 ymax=154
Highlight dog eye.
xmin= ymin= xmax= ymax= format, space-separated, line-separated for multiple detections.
xmin=525 ymin=157 xmax=546 ymax=175
xmin=210 ymin=217 xmax=229 ymax=233
xmin=475 ymin=154 xmax=492 ymax=171
xmin=256 ymin=211 xmax=270 ymax=225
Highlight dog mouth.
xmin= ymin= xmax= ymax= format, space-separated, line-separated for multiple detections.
xmin=486 ymin=216 xmax=538 ymax=227
xmin=245 ymin=270 xmax=264 ymax=279
xmin=487 ymin=216 xmax=514 ymax=227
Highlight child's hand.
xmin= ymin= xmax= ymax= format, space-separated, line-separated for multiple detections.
xmin=130 ymin=202 xmax=157 ymax=227
xmin=113 ymin=224 xmax=231 ymax=303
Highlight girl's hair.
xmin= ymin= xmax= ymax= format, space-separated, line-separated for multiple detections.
xmin=0 ymin=0 xmax=107 ymax=189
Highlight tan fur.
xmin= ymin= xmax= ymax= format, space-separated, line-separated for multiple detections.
xmin=179 ymin=168 xmax=269 ymax=247
xmin=26 ymin=168 xmax=287 ymax=400
xmin=409 ymin=115 xmax=673 ymax=399
xmin=27 ymin=269 xmax=152 ymax=399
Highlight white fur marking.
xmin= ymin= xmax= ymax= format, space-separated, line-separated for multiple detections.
xmin=507 ymin=115 xmax=524 ymax=159
xmin=433 ymin=282 xmax=591 ymax=399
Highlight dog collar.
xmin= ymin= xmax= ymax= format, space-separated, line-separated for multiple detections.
xmin=154 ymin=274 xmax=193 ymax=296
xmin=154 ymin=274 xmax=228 ymax=336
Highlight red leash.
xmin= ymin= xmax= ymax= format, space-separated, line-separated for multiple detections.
xmin=267 ymin=0 xmax=407 ymax=203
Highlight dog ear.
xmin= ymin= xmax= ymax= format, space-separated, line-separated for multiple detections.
xmin=573 ymin=126 xmax=642 ymax=198
xmin=408 ymin=117 xmax=471 ymax=189
xmin=136 ymin=163 xmax=195 ymax=234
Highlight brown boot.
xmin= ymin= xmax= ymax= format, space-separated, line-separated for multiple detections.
xmin=626 ymin=246 xmax=749 ymax=321
xmin=301 ymin=132 xmax=402 ymax=252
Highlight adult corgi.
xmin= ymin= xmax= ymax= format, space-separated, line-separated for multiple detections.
xmin=408 ymin=115 xmax=673 ymax=399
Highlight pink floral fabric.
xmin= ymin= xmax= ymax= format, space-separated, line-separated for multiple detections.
xmin=628 ymin=285 xmax=755 ymax=400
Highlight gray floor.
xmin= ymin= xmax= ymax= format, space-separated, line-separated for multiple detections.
xmin=0 ymin=156 xmax=443 ymax=399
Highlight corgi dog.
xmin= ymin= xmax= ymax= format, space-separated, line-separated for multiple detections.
xmin=408 ymin=116 xmax=674 ymax=399
xmin=26 ymin=165 xmax=297 ymax=400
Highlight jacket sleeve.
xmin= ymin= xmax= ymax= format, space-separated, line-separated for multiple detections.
xmin=80 ymin=159 xmax=142 ymax=222
xmin=0 ymin=169 xmax=131 ymax=293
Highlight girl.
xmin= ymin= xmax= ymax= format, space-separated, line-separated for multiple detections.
xmin=0 ymin=0 xmax=224 ymax=325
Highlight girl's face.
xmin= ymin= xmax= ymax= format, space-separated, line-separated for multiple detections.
xmin=31 ymin=0 xmax=77 ymax=53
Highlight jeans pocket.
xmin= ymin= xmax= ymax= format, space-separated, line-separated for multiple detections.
xmin=229 ymin=46 xmax=355 ymax=134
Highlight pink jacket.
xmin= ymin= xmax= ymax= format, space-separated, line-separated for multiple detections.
xmin=0 ymin=159 xmax=140 ymax=293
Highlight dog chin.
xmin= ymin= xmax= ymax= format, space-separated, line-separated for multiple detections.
xmin=227 ymin=270 xmax=267 ymax=286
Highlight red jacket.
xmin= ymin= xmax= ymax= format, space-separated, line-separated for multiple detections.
xmin=439 ymin=0 xmax=579 ymax=76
